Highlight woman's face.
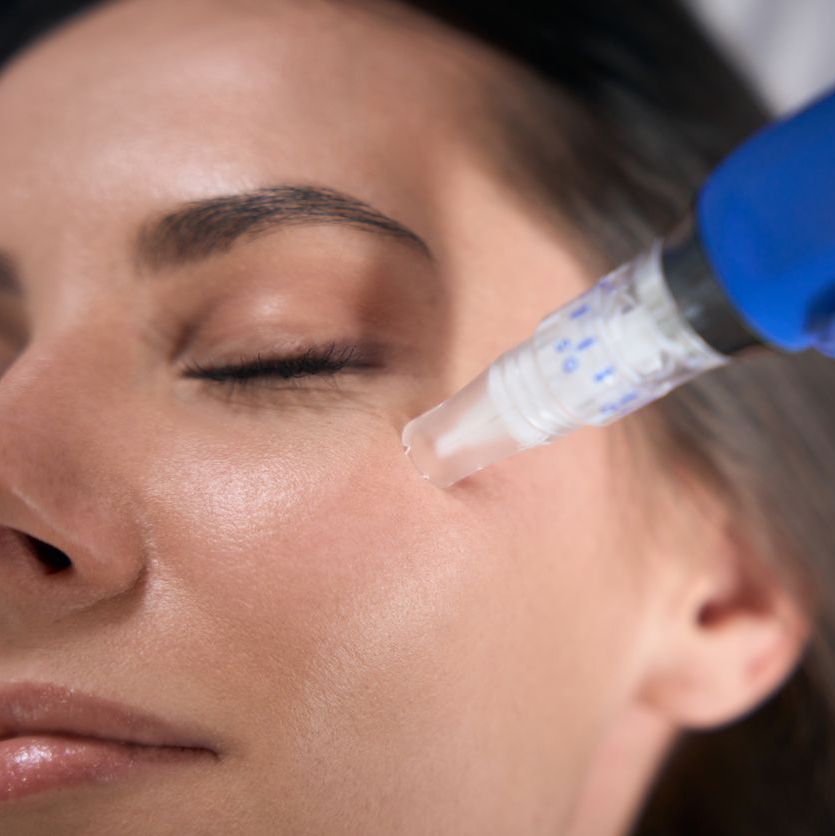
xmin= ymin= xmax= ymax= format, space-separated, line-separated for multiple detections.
xmin=0 ymin=1 xmax=678 ymax=832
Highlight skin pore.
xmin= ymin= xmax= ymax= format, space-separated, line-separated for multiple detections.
xmin=0 ymin=1 xmax=809 ymax=833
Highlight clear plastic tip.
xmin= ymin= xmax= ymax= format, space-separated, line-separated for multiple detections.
xmin=401 ymin=241 xmax=728 ymax=487
xmin=402 ymin=367 xmax=547 ymax=488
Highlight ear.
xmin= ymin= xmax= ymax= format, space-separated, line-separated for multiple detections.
xmin=637 ymin=481 xmax=812 ymax=730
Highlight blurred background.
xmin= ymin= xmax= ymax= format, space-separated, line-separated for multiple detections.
xmin=686 ymin=0 xmax=835 ymax=113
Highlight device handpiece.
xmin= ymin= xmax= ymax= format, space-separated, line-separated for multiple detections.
xmin=402 ymin=87 xmax=835 ymax=487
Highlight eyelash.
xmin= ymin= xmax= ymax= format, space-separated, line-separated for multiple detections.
xmin=182 ymin=343 xmax=361 ymax=390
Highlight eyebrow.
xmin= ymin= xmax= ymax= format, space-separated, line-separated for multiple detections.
xmin=135 ymin=184 xmax=433 ymax=272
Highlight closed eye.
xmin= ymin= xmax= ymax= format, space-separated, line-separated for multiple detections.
xmin=182 ymin=343 xmax=363 ymax=389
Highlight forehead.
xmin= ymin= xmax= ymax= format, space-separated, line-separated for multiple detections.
xmin=0 ymin=0 xmax=495 ymax=242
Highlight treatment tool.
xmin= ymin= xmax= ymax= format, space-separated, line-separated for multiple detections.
xmin=402 ymin=87 xmax=835 ymax=487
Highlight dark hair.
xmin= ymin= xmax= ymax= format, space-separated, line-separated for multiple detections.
xmin=3 ymin=2 xmax=835 ymax=833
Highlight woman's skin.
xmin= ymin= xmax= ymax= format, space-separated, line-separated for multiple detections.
xmin=0 ymin=1 xmax=811 ymax=833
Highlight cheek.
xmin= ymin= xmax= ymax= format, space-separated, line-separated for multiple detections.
xmin=134 ymin=405 xmax=482 ymax=706
xmin=131 ymin=399 xmax=646 ymax=825
xmin=133 ymin=407 xmax=513 ymax=797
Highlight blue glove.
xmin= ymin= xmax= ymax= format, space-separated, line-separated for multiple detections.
xmin=697 ymin=87 xmax=835 ymax=358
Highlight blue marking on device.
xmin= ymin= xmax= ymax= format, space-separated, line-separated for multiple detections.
xmin=577 ymin=337 xmax=596 ymax=351
xmin=554 ymin=338 xmax=571 ymax=353
xmin=570 ymin=305 xmax=590 ymax=320
xmin=563 ymin=356 xmax=580 ymax=374
xmin=594 ymin=366 xmax=616 ymax=383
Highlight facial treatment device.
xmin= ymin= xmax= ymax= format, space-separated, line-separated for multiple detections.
xmin=402 ymin=88 xmax=835 ymax=487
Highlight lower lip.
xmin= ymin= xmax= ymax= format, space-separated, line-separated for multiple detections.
xmin=0 ymin=735 xmax=204 ymax=803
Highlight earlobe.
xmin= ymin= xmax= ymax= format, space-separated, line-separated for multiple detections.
xmin=637 ymin=517 xmax=812 ymax=730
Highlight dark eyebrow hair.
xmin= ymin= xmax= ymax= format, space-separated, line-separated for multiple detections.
xmin=136 ymin=184 xmax=433 ymax=271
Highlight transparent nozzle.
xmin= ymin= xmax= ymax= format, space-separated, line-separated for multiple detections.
xmin=402 ymin=368 xmax=547 ymax=488
xmin=401 ymin=241 xmax=729 ymax=487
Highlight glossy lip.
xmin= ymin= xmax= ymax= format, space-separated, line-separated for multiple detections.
xmin=0 ymin=682 xmax=219 ymax=752
xmin=0 ymin=682 xmax=219 ymax=803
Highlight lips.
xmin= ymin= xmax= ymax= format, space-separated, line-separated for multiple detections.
xmin=0 ymin=682 xmax=218 ymax=803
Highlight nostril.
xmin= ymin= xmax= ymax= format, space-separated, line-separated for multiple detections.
xmin=26 ymin=536 xmax=73 ymax=575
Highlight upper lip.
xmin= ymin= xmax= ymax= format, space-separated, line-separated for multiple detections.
xmin=0 ymin=682 xmax=218 ymax=754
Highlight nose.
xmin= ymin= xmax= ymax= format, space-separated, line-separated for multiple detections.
xmin=0 ymin=339 xmax=149 ymax=639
